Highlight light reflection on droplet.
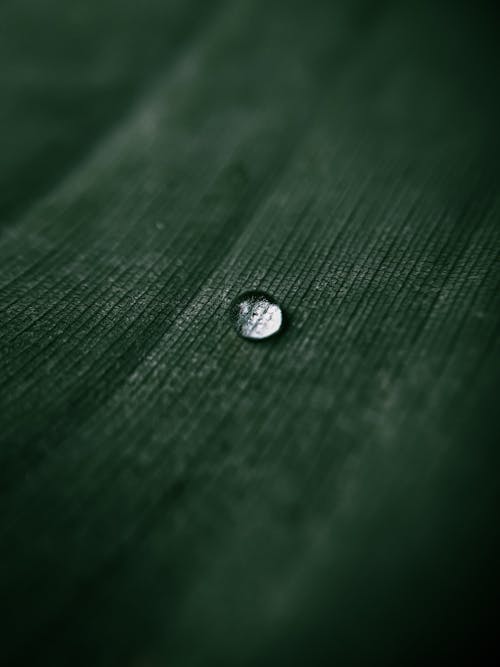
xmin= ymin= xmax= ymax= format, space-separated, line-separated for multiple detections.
xmin=231 ymin=291 xmax=284 ymax=340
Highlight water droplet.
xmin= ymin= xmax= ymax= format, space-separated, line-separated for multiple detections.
xmin=230 ymin=291 xmax=284 ymax=340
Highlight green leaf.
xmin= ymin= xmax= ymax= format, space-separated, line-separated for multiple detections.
xmin=1 ymin=1 xmax=499 ymax=664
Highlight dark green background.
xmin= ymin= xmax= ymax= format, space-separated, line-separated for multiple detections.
xmin=1 ymin=0 xmax=499 ymax=664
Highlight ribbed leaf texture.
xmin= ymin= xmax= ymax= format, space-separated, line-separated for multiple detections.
xmin=1 ymin=1 xmax=499 ymax=664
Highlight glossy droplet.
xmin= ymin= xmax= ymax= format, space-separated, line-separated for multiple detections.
xmin=231 ymin=291 xmax=284 ymax=340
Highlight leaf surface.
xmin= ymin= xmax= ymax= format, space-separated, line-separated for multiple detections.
xmin=1 ymin=1 xmax=499 ymax=664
